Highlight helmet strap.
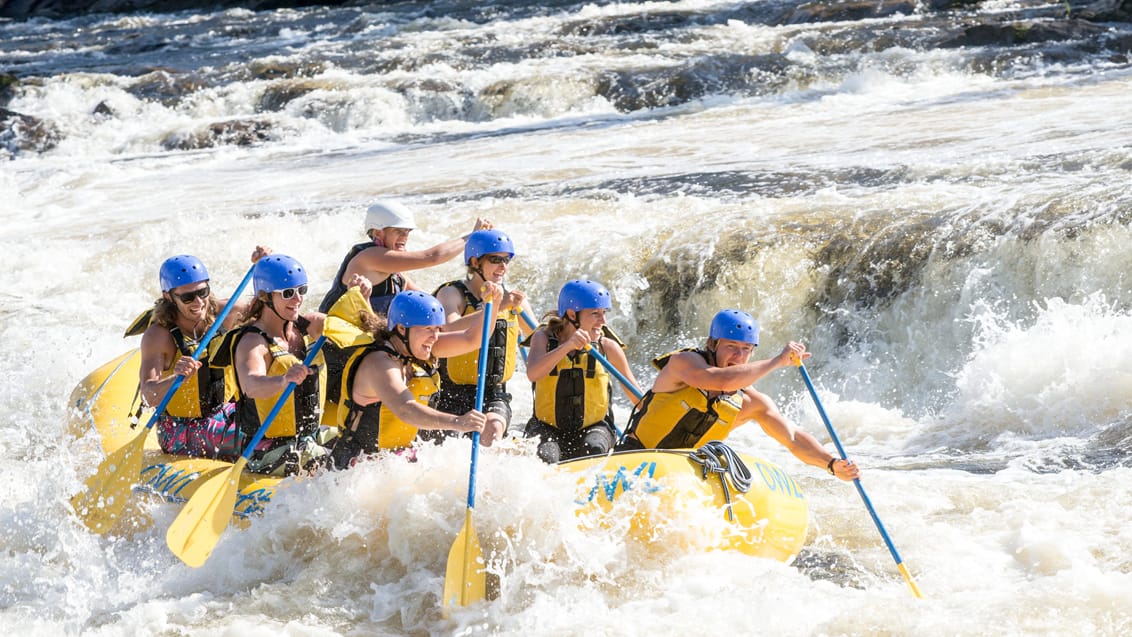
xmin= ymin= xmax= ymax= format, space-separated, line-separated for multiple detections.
xmin=467 ymin=263 xmax=486 ymax=287
xmin=705 ymin=339 xmax=719 ymax=366
xmin=265 ymin=296 xmax=294 ymax=332
xmin=393 ymin=325 xmax=431 ymax=366
xmin=565 ymin=309 xmax=581 ymax=329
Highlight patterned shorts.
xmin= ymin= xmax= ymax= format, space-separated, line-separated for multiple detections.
xmin=156 ymin=402 xmax=242 ymax=461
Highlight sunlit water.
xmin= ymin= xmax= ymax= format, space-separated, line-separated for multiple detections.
xmin=2 ymin=1 xmax=1131 ymax=634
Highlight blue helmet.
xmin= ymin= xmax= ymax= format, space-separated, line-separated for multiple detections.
xmin=709 ymin=309 xmax=759 ymax=346
xmin=159 ymin=255 xmax=209 ymax=292
xmin=253 ymin=254 xmax=308 ymax=295
xmin=464 ymin=229 xmax=515 ymax=265
xmin=387 ymin=291 xmax=446 ymax=329
xmin=557 ymin=279 xmax=612 ymax=317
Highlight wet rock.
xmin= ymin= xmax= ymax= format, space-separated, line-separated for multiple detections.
xmin=0 ymin=0 xmax=357 ymax=20
xmin=0 ymin=74 xmax=19 ymax=109
xmin=938 ymin=19 xmax=1110 ymax=48
xmin=787 ymin=0 xmax=918 ymax=23
xmin=127 ymin=69 xmax=207 ymax=106
xmin=91 ymin=101 xmax=116 ymax=117
xmin=0 ymin=107 xmax=62 ymax=158
xmin=160 ymin=118 xmax=277 ymax=150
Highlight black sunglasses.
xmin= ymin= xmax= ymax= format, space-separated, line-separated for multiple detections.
xmin=484 ymin=255 xmax=512 ymax=264
xmin=174 ymin=286 xmax=210 ymax=304
xmin=277 ymin=284 xmax=309 ymax=300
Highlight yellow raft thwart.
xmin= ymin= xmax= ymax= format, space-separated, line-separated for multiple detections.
xmin=68 ymin=349 xmax=282 ymax=522
xmin=70 ymin=351 xmax=809 ymax=562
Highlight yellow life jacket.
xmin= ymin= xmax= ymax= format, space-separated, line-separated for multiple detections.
xmin=213 ymin=321 xmax=327 ymax=441
xmin=125 ymin=307 xmax=229 ymax=419
xmin=626 ymin=348 xmax=744 ymax=449
xmin=334 ymin=342 xmax=439 ymax=455
xmin=434 ymin=280 xmax=518 ymax=387
xmin=532 ymin=331 xmax=615 ymax=431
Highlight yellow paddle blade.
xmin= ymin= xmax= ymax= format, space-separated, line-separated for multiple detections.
xmin=443 ymin=508 xmax=486 ymax=608
xmin=165 ymin=457 xmax=247 ymax=568
xmin=69 ymin=429 xmax=147 ymax=534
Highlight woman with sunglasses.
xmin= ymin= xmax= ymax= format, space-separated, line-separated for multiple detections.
xmin=317 ymin=200 xmax=492 ymax=315
xmin=427 ymin=229 xmax=535 ymax=447
xmin=215 ymin=254 xmax=335 ymax=475
xmin=138 ymin=249 xmax=267 ymax=459
xmin=327 ymin=287 xmax=504 ymax=469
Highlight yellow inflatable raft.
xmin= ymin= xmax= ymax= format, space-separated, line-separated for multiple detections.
xmin=67 ymin=349 xmax=281 ymax=522
xmin=561 ymin=446 xmax=810 ymax=563
xmin=70 ymin=350 xmax=808 ymax=562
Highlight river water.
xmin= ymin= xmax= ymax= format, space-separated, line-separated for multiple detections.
xmin=2 ymin=1 xmax=1131 ymax=635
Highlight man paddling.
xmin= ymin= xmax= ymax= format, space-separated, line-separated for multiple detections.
xmin=620 ymin=309 xmax=860 ymax=481
xmin=137 ymin=249 xmax=266 ymax=460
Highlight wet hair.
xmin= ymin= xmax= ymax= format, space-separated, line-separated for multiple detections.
xmin=360 ymin=309 xmax=387 ymax=337
xmin=237 ymin=293 xmax=269 ymax=327
xmin=153 ymin=295 xmax=220 ymax=332
xmin=541 ymin=310 xmax=572 ymax=340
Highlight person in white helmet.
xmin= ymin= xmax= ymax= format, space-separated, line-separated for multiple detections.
xmin=318 ymin=200 xmax=491 ymax=315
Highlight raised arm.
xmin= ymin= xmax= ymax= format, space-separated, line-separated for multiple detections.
xmin=432 ymin=283 xmax=503 ymax=358
xmin=657 ymin=342 xmax=809 ymax=393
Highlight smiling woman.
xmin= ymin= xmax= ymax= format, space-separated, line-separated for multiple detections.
xmin=139 ymin=255 xmax=240 ymax=459
xmin=210 ymin=254 xmax=332 ymax=476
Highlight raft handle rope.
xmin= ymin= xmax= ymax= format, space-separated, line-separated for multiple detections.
xmin=687 ymin=441 xmax=752 ymax=522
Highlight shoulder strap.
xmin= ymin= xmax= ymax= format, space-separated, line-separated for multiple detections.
xmin=433 ymin=280 xmax=479 ymax=310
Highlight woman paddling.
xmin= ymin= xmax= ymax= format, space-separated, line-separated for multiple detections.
xmin=327 ymin=287 xmax=503 ymax=469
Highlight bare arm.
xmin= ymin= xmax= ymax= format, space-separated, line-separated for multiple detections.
xmin=138 ymin=325 xmax=192 ymax=406
xmin=655 ymin=343 xmax=807 ymax=393
xmin=234 ymin=332 xmax=310 ymax=399
xmin=358 ymin=353 xmax=485 ymax=433
xmin=525 ymin=328 xmax=588 ymax=382
xmin=741 ymin=388 xmax=859 ymax=481
xmin=432 ymin=303 xmax=502 ymax=358
xmin=435 ymin=280 xmax=503 ymax=349
xmin=348 ymin=241 xmax=466 ymax=278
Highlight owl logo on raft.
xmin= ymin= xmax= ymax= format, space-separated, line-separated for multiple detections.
xmin=575 ymin=461 xmax=662 ymax=506
xmin=138 ymin=463 xmax=274 ymax=517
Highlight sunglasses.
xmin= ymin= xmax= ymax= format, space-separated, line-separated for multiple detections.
xmin=484 ymin=255 xmax=512 ymax=264
xmin=277 ymin=284 xmax=309 ymax=300
xmin=173 ymin=286 xmax=210 ymax=304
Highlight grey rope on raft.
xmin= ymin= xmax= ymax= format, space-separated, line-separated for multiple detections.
xmin=687 ymin=441 xmax=752 ymax=522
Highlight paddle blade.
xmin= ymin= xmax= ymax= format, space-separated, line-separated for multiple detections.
xmin=70 ymin=430 xmax=147 ymax=534
xmin=165 ymin=458 xmax=247 ymax=567
xmin=443 ymin=509 xmax=486 ymax=608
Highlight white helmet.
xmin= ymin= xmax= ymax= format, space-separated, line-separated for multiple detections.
xmin=364 ymin=200 xmax=417 ymax=233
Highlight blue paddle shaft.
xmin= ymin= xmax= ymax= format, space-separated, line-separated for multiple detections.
xmin=522 ymin=309 xmax=642 ymax=399
xmin=143 ymin=266 xmax=256 ymax=430
xmin=240 ymin=335 xmax=327 ymax=459
xmin=466 ymin=300 xmax=493 ymax=509
xmin=587 ymin=346 xmax=643 ymax=402
xmin=797 ymin=363 xmax=908 ymax=567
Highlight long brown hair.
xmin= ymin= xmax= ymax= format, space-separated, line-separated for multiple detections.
xmin=152 ymin=295 xmax=220 ymax=332
xmin=541 ymin=310 xmax=571 ymax=341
